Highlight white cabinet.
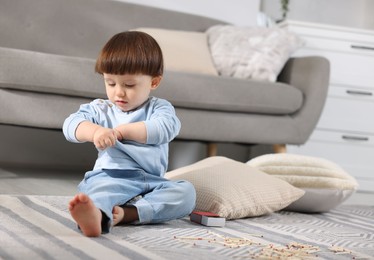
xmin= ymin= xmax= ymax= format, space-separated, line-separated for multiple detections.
xmin=280 ymin=21 xmax=374 ymax=193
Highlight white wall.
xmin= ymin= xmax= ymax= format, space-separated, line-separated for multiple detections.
xmin=261 ymin=0 xmax=374 ymax=30
xmin=118 ymin=0 xmax=260 ymax=26
xmin=119 ymin=0 xmax=374 ymax=29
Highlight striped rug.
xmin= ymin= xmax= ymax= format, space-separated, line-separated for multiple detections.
xmin=0 ymin=195 xmax=373 ymax=259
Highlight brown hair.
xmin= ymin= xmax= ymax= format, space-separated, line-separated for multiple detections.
xmin=95 ymin=31 xmax=163 ymax=77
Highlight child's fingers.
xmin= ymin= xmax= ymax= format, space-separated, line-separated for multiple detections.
xmin=95 ymin=132 xmax=117 ymax=149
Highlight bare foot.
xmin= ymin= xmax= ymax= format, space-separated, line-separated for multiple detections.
xmin=112 ymin=206 xmax=125 ymax=226
xmin=112 ymin=205 xmax=139 ymax=225
xmin=69 ymin=193 xmax=102 ymax=237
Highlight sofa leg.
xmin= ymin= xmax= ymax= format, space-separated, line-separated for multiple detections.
xmin=273 ymin=144 xmax=286 ymax=153
xmin=207 ymin=143 xmax=218 ymax=157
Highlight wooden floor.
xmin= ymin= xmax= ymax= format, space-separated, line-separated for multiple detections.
xmin=0 ymin=165 xmax=373 ymax=206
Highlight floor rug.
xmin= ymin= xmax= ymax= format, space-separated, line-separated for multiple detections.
xmin=0 ymin=195 xmax=373 ymax=259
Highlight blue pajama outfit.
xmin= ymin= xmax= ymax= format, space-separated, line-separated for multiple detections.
xmin=63 ymin=97 xmax=196 ymax=231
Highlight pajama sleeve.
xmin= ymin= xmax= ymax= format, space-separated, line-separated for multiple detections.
xmin=144 ymin=99 xmax=181 ymax=145
xmin=62 ymin=101 xmax=100 ymax=143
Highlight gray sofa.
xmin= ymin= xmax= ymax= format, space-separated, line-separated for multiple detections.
xmin=0 ymin=0 xmax=329 ymax=169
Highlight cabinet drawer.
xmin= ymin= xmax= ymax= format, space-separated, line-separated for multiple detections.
xmin=317 ymin=86 xmax=374 ymax=133
xmin=309 ymin=129 xmax=374 ymax=146
xmin=280 ymin=21 xmax=374 ymax=44
xmin=293 ymin=49 xmax=374 ymax=89
xmin=301 ymin=35 xmax=374 ymax=55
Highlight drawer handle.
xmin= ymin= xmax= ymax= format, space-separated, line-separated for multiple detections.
xmin=351 ymin=45 xmax=374 ymax=51
xmin=346 ymin=90 xmax=373 ymax=96
xmin=342 ymin=135 xmax=369 ymax=142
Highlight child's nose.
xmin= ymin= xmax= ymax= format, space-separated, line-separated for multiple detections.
xmin=115 ymin=87 xmax=125 ymax=97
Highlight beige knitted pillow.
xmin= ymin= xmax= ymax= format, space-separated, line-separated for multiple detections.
xmin=247 ymin=153 xmax=359 ymax=212
xmin=165 ymin=156 xmax=304 ymax=220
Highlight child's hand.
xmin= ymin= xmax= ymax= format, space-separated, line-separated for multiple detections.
xmin=93 ymin=127 xmax=117 ymax=150
xmin=114 ymin=128 xmax=124 ymax=141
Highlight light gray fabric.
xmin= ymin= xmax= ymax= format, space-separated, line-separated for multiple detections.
xmin=0 ymin=0 xmax=330 ymax=149
xmin=156 ymin=71 xmax=303 ymax=114
xmin=0 ymin=85 xmax=308 ymax=145
xmin=0 ymin=124 xmax=96 ymax=170
xmin=0 ymin=89 xmax=89 ymax=129
xmin=0 ymin=47 xmax=104 ymax=99
xmin=278 ymin=56 xmax=330 ymax=141
xmin=0 ymin=47 xmax=303 ymax=114
xmin=0 ymin=0 xmax=223 ymax=59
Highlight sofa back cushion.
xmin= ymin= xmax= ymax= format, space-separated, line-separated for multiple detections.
xmin=135 ymin=28 xmax=218 ymax=76
xmin=0 ymin=0 xmax=223 ymax=59
xmin=0 ymin=47 xmax=303 ymax=115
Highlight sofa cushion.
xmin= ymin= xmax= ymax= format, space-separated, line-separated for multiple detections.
xmin=0 ymin=47 xmax=303 ymax=114
xmin=165 ymin=156 xmax=305 ymax=219
xmin=0 ymin=88 xmax=90 ymax=129
xmin=156 ymin=71 xmax=303 ymax=114
xmin=135 ymin=28 xmax=218 ymax=76
xmin=0 ymin=47 xmax=105 ymax=99
xmin=0 ymin=0 xmax=224 ymax=59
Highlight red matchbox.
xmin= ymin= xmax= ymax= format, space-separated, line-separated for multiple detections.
xmin=190 ymin=211 xmax=226 ymax=227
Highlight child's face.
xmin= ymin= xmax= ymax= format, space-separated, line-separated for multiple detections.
xmin=103 ymin=73 xmax=161 ymax=112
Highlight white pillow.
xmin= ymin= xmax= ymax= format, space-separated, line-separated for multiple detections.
xmin=206 ymin=25 xmax=303 ymax=82
xmin=165 ymin=156 xmax=304 ymax=220
xmin=135 ymin=28 xmax=218 ymax=76
xmin=247 ymin=154 xmax=359 ymax=213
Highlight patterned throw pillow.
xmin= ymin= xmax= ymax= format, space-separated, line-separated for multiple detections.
xmin=165 ymin=156 xmax=304 ymax=220
xmin=206 ymin=25 xmax=303 ymax=82
xmin=247 ymin=153 xmax=358 ymax=212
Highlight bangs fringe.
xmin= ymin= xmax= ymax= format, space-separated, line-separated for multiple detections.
xmin=95 ymin=31 xmax=163 ymax=76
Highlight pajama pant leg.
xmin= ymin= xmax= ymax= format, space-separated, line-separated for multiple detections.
xmin=78 ymin=169 xmax=146 ymax=229
xmin=78 ymin=169 xmax=196 ymax=228
xmin=129 ymin=173 xmax=196 ymax=224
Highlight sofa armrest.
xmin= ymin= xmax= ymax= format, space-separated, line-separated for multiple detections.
xmin=277 ymin=56 xmax=330 ymax=142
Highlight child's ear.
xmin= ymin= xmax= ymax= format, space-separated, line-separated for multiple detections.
xmin=151 ymin=76 xmax=162 ymax=90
